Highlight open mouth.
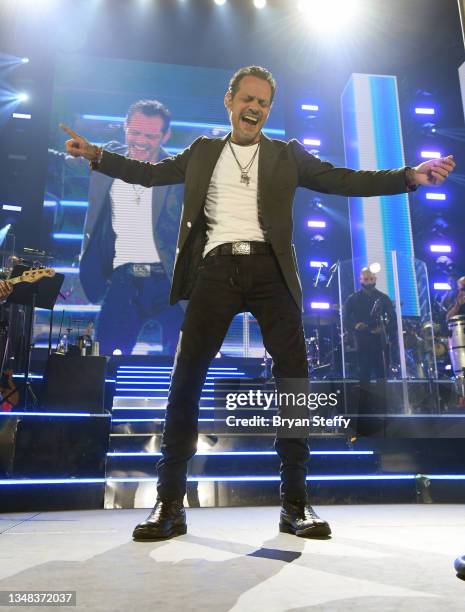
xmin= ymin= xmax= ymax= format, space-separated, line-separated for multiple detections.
xmin=130 ymin=144 xmax=150 ymax=153
xmin=241 ymin=114 xmax=259 ymax=127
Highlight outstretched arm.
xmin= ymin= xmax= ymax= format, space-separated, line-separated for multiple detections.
xmin=60 ymin=124 xmax=199 ymax=187
xmin=292 ymin=140 xmax=455 ymax=196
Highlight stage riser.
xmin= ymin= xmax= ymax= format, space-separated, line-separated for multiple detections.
xmin=0 ymin=415 xmax=111 ymax=479
xmin=109 ymin=417 xmax=465 ymax=438
xmin=108 ymin=434 xmax=355 ymax=453
xmin=105 ymin=454 xmax=377 ymax=477
xmin=104 ymin=480 xmax=465 ymax=509
xmin=0 ymin=484 xmax=105 ymax=512
xmin=112 ymin=381 xmax=459 ymax=413
xmin=1 ymin=477 xmax=464 ymax=512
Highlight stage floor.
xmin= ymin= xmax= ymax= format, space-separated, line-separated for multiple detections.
xmin=0 ymin=505 xmax=464 ymax=611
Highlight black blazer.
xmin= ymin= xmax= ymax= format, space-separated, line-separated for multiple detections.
xmin=94 ymin=133 xmax=411 ymax=310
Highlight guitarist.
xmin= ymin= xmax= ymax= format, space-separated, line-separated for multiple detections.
xmin=344 ymin=267 xmax=396 ymax=409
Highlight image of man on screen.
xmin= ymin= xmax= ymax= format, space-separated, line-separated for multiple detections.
xmin=51 ymin=100 xmax=184 ymax=355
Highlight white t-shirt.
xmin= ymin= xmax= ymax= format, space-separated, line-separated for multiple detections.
xmin=110 ymin=179 xmax=161 ymax=269
xmin=203 ymin=141 xmax=265 ymax=257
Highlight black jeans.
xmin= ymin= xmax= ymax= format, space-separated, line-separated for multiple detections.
xmin=356 ymin=333 xmax=389 ymax=415
xmin=156 ymin=252 xmax=310 ymax=504
xmin=357 ymin=334 xmax=389 ymax=383
xmin=96 ymin=264 xmax=184 ymax=356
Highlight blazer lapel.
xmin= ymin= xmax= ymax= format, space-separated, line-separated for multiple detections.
xmin=258 ymin=133 xmax=280 ymax=207
xmin=193 ymin=134 xmax=229 ymax=212
xmin=152 ymin=146 xmax=172 ymax=228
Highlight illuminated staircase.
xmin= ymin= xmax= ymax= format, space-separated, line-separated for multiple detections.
xmin=104 ymin=363 xmax=379 ymax=508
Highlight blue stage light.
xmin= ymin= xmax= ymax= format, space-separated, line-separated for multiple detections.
xmin=426 ymin=193 xmax=446 ymax=201
xmin=429 ymin=244 xmax=452 ymax=253
xmin=420 ymin=150 xmax=441 ymax=159
xmin=415 ymin=107 xmax=435 ymax=115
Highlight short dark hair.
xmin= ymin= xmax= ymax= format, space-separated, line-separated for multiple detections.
xmin=228 ymin=66 xmax=276 ymax=104
xmin=126 ymin=99 xmax=171 ymax=133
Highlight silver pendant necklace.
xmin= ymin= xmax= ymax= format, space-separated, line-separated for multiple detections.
xmin=132 ymin=184 xmax=145 ymax=205
xmin=228 ymin=139 xmax=260 ymax=186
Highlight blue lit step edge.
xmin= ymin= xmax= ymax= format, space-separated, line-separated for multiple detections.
xmin=0 ymin=412 xmax=110 ymax=419
xmin=116 ymin=367 xmax=245 ymax=374
xmin=105 ymin=451 xmax=377 ymax=477
xmin=114 ymin=390 xmax=215 ymax=396
xmin=2 ymin=474 xmax=465 ymax=486
xmin=107 ymin=451 xmax=374 ymax=456
xmin=108 ymin=433 xmax=354 ymax=452
xmin=116 ymin=372 xmax=244 ymax=385
xmin=109 ymin=420 xmax=347 ymax=438
xmin=111 ymin=407 xmax=214 ymax=416
xmin=111 ymin=399 xmax=214 ymax=409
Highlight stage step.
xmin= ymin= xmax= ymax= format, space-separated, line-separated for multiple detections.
xmin=105 ymin=449 xmax=377 ymax=478
xmin=104 ymin=363 xmax=360 ymax=506
xmin=101 ymin=359 xmax=465 ymax=508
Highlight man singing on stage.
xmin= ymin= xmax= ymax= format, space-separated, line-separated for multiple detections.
xmin=60 ymin=65 xmax=455 ymax=540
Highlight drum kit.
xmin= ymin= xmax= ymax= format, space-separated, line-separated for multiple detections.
xmin=301 ymin=303 xmax=465 ymax=389
xmin=447 ymin=315 xmax=465 ymax=397
xmin=302 ymin=306 xmax=345 ymax=378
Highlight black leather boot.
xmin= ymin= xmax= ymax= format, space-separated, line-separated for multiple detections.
xmin=279 ymin=501 xmax=331 ymax=538
xmin=132 ymin=499 xmax=187 ymax=540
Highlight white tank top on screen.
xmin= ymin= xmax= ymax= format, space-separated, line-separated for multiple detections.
xmin=110 ymin=179 xmax=161 ymax=269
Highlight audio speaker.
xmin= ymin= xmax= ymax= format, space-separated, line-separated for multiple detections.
xmin=42 ymin=354 xmax=107 ymax=413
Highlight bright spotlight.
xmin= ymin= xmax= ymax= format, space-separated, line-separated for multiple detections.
xmin=298 ymin=0 xmax=359 ymax=31
xmin=369 ymin=262 xmax=381 ymax=274
xmin=16 ymin=93 xmax=28 ymax=102
xmin=21 ymin=57 xmax=29 ymax=64
xmin=112 ymin=349 xmax=122 ymax=356
xmin=0 ymin=224 xmax=12 ymax=247
xmin=214 ymin=0 xmax=226 ymax=5
xmin=254 ymin=0 xmax=266 ymax=8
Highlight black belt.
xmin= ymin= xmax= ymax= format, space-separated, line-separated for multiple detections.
xmin=120 ymin=263 xmax=164 ymax=277
xmin=206 ymin=241 xmax=273 ymax=257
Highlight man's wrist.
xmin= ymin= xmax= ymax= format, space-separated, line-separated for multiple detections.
xmin=88 ymin=145 xmax=103 ymax=169
xmin=405 ymin=166 xmax=419 ymax=191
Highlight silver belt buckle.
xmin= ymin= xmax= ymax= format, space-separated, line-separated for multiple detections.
xmin=232 ymin=241 xmax=251 ymax=255
xmin=132 ymin=264 xmax=151 ymax=277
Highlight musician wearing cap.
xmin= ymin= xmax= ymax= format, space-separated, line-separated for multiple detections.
xmin=60 ymin=65 xmax=455 ymax=542
xmin=446 ymin=276 xmax=465 ymax=321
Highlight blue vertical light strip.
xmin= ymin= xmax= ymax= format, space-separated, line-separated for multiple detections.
xmin=341 ymin=74 xmax=419 ymax=316
xmin=369 ymin=76 xmax=418 ymax=315
xmin=341 ymin=78 xmax=366 ymax=277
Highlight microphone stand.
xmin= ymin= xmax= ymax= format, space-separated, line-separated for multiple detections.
xmin=371 ymin=299 xmax=389 ymax=380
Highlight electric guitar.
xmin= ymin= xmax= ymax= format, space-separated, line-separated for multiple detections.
xmin=8 ymin=267 xmax=55 ymax=285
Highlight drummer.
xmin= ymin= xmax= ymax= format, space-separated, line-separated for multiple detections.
xmin=446 ymin=276 xmax=465 ymax=321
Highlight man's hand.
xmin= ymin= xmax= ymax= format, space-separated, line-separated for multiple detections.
xmin=0 ymin=280 xmax=13 ymax=301
xmin=412 ymin=155 xmax=455 ymax=187
xmin=355 ymin=322 xmax=368 ymax=331
xmin=59 ymin=123 xmax=101 ymax=162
